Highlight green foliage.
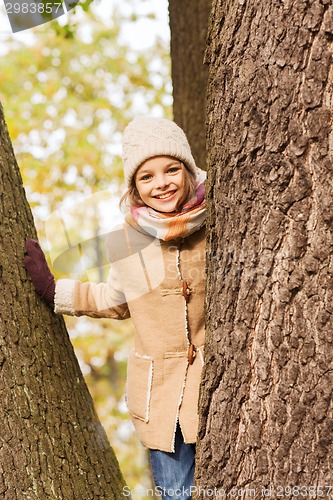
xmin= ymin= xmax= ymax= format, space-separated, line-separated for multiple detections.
xmin=1 ymin=1 xmax=171 ymax=493
xmin=0 ymin=3 xmax=172 ymax=221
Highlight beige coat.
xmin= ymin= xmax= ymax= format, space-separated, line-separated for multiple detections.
xmin=54 ymin=218 xmax=206 ymax=452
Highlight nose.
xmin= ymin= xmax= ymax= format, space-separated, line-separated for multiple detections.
xmin=155 ymin=174 xmax=169 ymax=189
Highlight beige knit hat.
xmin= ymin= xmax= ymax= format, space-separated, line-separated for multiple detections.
xmin=122 ymin=116 xmax=197 ymax=186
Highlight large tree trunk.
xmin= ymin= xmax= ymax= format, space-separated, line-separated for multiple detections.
xmin=0 ymin=103 xmax=127 ymax=498
xmin=196 ymin=0 xmax=333 ymax=495
xmin=169 ymin=0 xmax=211 ymax=170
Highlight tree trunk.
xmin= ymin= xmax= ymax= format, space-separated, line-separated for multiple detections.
xmin=0 ymin=103 xmax=127 ymax=499
xmin=169 ymin=0 xmax=211 ymax=170
xmin=196 ymin=0 xmax=333 ymax=496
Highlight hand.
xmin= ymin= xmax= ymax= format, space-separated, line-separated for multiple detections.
xmin=24 ymin=239 xmax=56 ymax=305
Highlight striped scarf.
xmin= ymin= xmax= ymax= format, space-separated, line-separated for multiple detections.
xmin=126 ymin=169 xmax=206 ymax=241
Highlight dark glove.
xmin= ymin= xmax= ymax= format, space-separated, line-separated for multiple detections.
xmin=24 ymin=239 xmax=56 ymax=305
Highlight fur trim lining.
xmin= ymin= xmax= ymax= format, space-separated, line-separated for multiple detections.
xmin=197 ymin=347 xmax=205 ymax=366
xmin=54 ymin=279 xmax=78 ymax=315
xmin=134 ymin=352 xmax=153 ymax=424
xmin=171 ymin=361 xmax=189 ymax=452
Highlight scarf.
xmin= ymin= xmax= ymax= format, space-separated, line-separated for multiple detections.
xmin=126 ymin=168 xmax=206 ymax=241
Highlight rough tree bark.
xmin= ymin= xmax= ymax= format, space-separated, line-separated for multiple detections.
xmin=169 ymin=0 xmax=211 ymax=170
xmin=0 ymin=103 xmax=127 ymax=499
xmin=196 ymin=0 xmax=333 ymax=496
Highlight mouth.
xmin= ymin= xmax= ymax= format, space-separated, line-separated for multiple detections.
xmin=154 ymin=190 xmax=177 ymax=200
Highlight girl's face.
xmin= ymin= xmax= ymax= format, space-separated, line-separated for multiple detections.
xmin=135 ymin=156 xmax=185 ymax=213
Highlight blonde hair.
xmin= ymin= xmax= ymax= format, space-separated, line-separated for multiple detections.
xmin=120 ymin=162 xmax=197 ymax=213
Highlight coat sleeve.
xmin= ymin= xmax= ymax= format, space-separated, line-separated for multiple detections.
xmin=54 ymin=265 xmax=130 ymax=320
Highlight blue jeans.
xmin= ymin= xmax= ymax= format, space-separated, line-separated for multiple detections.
xmin=149 ymin=424 xmax=196 ymax=499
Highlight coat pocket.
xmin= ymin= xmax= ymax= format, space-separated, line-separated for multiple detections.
xmin=126 ymin=351 xmax=153 ymax=423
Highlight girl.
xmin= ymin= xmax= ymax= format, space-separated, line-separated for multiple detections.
xmin=24 ymin=116 xmax=206 ymax=499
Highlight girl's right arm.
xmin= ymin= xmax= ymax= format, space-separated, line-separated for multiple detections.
xmin=24 ymin=239 xmax=130 ymax=320
xmin=54 ymin=269 xmax=130 ymax=320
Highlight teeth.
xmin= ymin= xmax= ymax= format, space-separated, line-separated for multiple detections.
xmin=156 ymin=191 xmax=174 ymax=199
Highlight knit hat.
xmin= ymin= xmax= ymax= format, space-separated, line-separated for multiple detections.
xmin=122 ymin=116 xmax=197 ymax=186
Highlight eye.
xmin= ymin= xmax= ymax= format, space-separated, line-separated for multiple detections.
xmin=140 ymin=174 xmax=152 ymax=181
xmin=167 ymin=166 xmax=181 ymax=174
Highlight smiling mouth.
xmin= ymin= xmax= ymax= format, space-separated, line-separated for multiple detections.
xmin=154 ymin=190 xmax=176 ymax=200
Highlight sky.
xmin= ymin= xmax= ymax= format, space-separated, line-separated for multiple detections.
xmin=0 ymin=0 xmax=170 ymax=51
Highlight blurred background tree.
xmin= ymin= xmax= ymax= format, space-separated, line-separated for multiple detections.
xmin=0 ymin=0 xmax=171 ymax=496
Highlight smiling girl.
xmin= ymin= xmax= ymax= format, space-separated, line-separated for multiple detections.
xmin=130 ymin=156 xmax=195 ymax=213
xmin=24 ymin=117 xmax=206 ymax=499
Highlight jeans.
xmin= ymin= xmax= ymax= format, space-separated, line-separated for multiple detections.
xmin=149 ymin=424 xmax=196 ymax=499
